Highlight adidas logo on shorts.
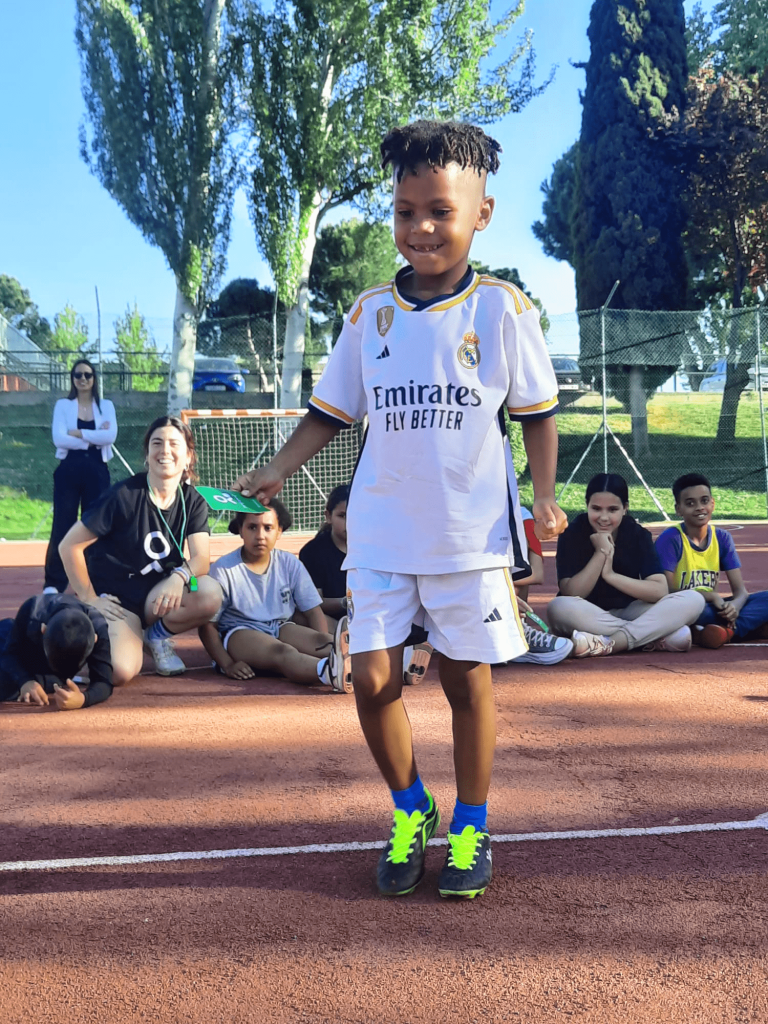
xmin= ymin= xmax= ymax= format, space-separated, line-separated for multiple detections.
xmin=483 ymin=608 xmax=502 ymax=623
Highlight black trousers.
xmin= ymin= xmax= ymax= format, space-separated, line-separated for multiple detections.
xmin=44 ymin=453 xmax=110 ymax=592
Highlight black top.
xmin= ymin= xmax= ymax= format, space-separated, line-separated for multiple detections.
xmin=78 ymin=418 xmax=96 ymax=431
xmin=556 ymin=512 xmax=663 ymax=611
xmin=83 ymin=473 xmax=210 ymax=591
xmin=299 ymin=529 xmax=347 ymax=598
xmin=0 ymin=593 xmax=112 ymax=706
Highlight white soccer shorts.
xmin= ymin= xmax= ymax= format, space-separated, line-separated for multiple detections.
xmin=346 ymin=566 xmax=527 ymax=664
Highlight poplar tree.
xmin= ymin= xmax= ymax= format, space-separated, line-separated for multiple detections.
xmin=234 ymin=0 xmax=551 ymax=407
xmin=76 ymin=0 xmax=239 ymax=413
xmin=571 ymin=0 xmax=689 ymax=458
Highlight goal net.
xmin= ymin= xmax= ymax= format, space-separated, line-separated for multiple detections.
xmin=180 ymin=409 xmax=363 ymax=533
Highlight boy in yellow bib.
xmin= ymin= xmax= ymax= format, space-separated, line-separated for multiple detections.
xmin=655 ymin=473 xmax=768 ymax=648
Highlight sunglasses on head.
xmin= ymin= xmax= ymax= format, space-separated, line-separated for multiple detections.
xmin=73 ymin=371 xmax=94 ymax=380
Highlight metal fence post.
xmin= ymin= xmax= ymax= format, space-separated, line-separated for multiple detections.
xmin=756 ymin=306 xmax=768 ymax=520
xmin=600 ymin=281 xmax=620 ymax=473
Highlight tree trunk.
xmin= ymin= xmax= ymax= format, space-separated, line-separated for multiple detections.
xmin=167 ymin=284 xmax=197 ymax=414
xmin=629 ymin=366 xmax=651 ymax=460
xmin=280 ymin=195 xmax=323 ymax=408
xmin=715 ymin=361 xmax=750 ymax=444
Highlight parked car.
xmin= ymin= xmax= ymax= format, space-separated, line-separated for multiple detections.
xmin=193 ymin=357 xmax=249 ymax=393
xmin=551 ymin=356 xmax=589 ymax=394
xmin=699 ymin=359 xmax=765 ymax=392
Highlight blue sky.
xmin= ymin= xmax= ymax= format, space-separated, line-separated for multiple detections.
xmin=0 ymin=1 xmax=712 ymax=353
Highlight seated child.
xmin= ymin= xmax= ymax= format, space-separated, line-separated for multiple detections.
xmin=299 ymin=484 xmax=350 ymax=625
xmin=300 ymin=483 xmax=433 ymax=685
xmin=0 ymin=592 xmax=113 ymax=710
xmin=656 ymin=472 xmax=768 ymax=648
xmin=512 ymin=507 xmax=573 ymax=665
xmin=199 ymin=500 xmax=352 ymax=691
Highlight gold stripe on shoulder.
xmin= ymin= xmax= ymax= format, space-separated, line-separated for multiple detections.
xmin=309 ymin=397 xmax=355 ymax=424
xmin=508 ymin=395 xmax=559 ymax=416
xmin=480 ymin=276 xmax=534 ymax=314
xmin=349 ymin=282 xmax=395 ymax=325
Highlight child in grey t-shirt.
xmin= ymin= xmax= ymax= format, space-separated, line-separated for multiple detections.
xmin=198 ymin=501 xmax=351 ymax=692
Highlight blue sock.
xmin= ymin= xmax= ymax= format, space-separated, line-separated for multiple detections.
xmin=450 ymin=799 xmax=488 ymax=834
xmin=391 ymin=775 xmax=430 ymax=815
xmin=146 ymin=618 xmax=173 ymax=642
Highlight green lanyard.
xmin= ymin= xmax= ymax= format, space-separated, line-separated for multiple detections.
xmin=150 ymin=483 xmax=198 ymax=592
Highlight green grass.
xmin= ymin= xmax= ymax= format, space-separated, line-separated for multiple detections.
xmin=3 ymin=392 xmax=767 ymax=537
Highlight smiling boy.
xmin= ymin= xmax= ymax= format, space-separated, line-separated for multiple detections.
xmin=235 ymin=120 xmax=566 ymax=899
xmin=655 ymin=473 xmax=768 ymax=647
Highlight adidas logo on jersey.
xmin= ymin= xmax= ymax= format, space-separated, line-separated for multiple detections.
xmin=484 ymin=608 xmax=502 ymax=623
xmin=376 ymin=345 xmax=391 ymax=360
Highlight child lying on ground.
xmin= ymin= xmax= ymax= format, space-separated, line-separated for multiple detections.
xmin=0 ymin=592 xmax=113 ymax=710
xmin=199 ymin=501 xmax=351 ymax=692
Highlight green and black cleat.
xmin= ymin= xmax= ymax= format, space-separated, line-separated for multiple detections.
xmin=376 ymin=791 xmax=440 ymax=896
xmin=437 ymin=826 xmax=492 ymax=899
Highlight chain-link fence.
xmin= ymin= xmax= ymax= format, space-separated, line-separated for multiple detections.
xmin=2 ymin=306 xmax=768 ymax=537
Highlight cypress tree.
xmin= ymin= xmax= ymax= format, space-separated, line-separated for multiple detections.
xmin=572 ymin=0 xmax=689 ymax=457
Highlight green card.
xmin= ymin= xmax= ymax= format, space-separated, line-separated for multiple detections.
xmin=196 ymin=486 xmax=268 ymax=513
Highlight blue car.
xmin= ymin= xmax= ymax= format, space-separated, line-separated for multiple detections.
xmin=193 ymin=357 xmax=249 ymax=393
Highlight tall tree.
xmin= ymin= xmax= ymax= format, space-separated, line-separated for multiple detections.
xmin=234 ymin=0 xmax=552 ymax=406
xmin=531 ymin=143 xmax=578 ymax=265
xmin=0 ymin=275 xmax=53 ymax=348
xmin=309 ymin=219 xmax=400 ymax=340
xmin=51 ymin=304 xmax=92 ymax=359
xmin=661 ymin=66 xmax=768 ymax=439
xmin=688 ymin=0 xmax=768 ymax=76
xmin=571 ymin=0 xmax=689 ymax=458
xmin=76 ymin=0 xmax=239 ymax=413
xmin=114 ymin=303 xmax=166 ymax=391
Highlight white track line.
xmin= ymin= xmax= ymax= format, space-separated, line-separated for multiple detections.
xmin=2 ymin=814 xmax=767 ymax=873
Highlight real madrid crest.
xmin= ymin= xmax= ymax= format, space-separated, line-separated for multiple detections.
xmin=376 ymin=306 xmax=394 ymax=337
xmin=457 ymin=331 xmax=481 ymax=369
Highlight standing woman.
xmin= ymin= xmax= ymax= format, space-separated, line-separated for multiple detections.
xmin=59 ymin=416 xmax=221 ymax=681
xmin=44 ymin=359 xmax=117 ymax=594
xmin=548 ymin=473 xmax=705 ymax=656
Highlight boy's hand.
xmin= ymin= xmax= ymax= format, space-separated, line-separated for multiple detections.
xmin=232 ymin=464 xmax=285 ymax=502
xmin=717 ymin=600 xmax=738 ymax=625
xmin=18 ymin=681 xmax=49 ymax=706
xmin=532 ymin=498 xmax=567 ymax=541
xmin=223 ymin=660 xmax=255 ymax=680
xmin=53 ymin=680 xmax=86 ymax=711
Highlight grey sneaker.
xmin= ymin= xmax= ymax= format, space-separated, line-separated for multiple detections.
xmin=572 ymin=630 xmax=614 ymax=658
xmin=323 ymin=615 xmax=352 ymax=693
xmin=514 ymin=626 xmax=574 ymax=665
xmin=143 ymin=631 xmax=186 ymax=676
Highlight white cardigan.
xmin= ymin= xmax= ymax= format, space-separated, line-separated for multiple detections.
xmin=52 ymin=397 xmax=118 ymax=462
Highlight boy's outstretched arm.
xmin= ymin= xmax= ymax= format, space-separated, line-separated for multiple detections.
xmin=233 ymin=414 xmax=341 ymax=501
xmin=521 ymin=417 xmax=567 ymax=540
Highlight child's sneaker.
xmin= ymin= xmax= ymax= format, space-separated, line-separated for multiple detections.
xmin=692 ymin=624 xmax=734 ymax=649
xmin=403 ymin=642 xmax=433 ymax=685
xmin=143 ymin=631 xmax=186 ymax=675
xmin=437 ymin=826 xmax=492 ymax=899
xmin=643 ymin=625 xmax=692 ymax=652
xmin=323 ymin=615 xmax=352 ymax=692
xmin=571 ymin=630 xmax=614 ymax=658
xmin=377 ymin=791 xmax=440 ymax=896
xmin=514 ymin=626 xmax=573 ymax=665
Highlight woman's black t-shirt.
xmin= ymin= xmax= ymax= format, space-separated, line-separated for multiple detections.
xmin=555 ymin=512 xmax=663 ymax=610
xmin=83 ymin=473 xmax=210 ymax=594
xmin=299 ymin=529 xmax=346 ymax=598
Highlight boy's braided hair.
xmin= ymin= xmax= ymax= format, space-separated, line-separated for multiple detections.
xmin=381 ymin=120 xmax=501 ymax=182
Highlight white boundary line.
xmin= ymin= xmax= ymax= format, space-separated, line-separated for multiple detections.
xmin=2 ymin=814 xmax=767 ymax=873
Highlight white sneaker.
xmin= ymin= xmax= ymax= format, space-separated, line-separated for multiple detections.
xmin=323 ymin=616 xmax=352 ymax=693
xmin=43 ymin=587 xmax=59 ymax=595
xmin=514 ymin=626 xmax=574 ymax=665
xmin=404 ymin=642 xmax=433 ymax=684
xmin=643 ymin=625 xmax=692 ymax=653
xmin=572 ymin=630 xmax=615 ymax=658
xmin=143 ymin=631 xmax=186 ymax=676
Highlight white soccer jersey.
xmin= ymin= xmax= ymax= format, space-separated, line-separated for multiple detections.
xmin=308 ymin=266 xmax=558 ymax=576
